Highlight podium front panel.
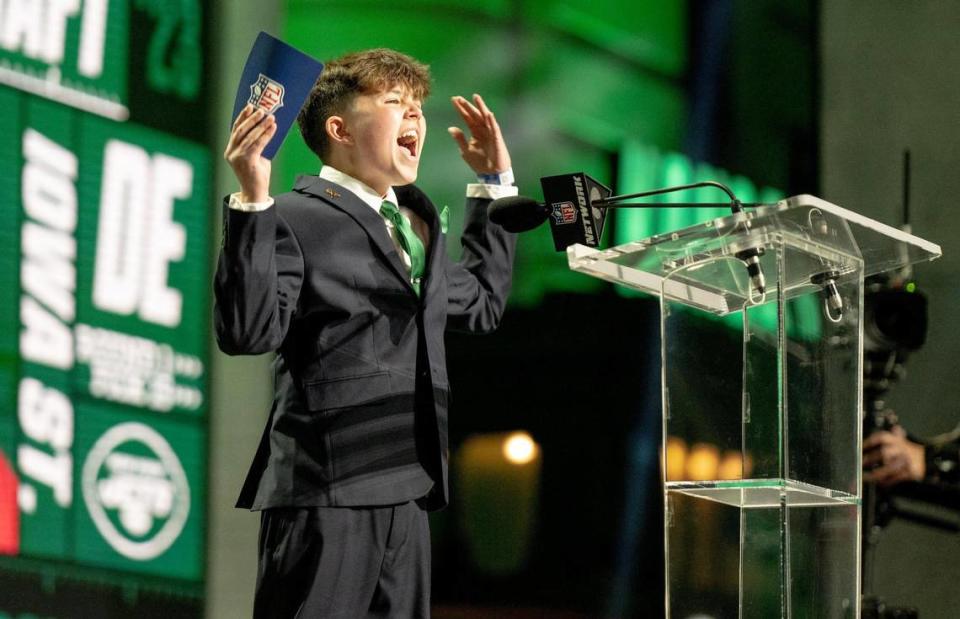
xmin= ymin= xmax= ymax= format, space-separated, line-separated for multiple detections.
xmin=660 ymin=241 xmax=861 ymax=618
xmin=666 ymin=493 xmax=859 ymax=618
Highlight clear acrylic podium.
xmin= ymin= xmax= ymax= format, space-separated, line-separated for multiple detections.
xmin=567 ymin=195 xmax=941 ymax=618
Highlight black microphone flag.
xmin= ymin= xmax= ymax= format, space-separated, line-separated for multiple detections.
xmin=540 ymin=173 xmax=612 ymax=251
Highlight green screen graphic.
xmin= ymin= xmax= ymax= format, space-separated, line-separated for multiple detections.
xmin=1 ymin=96 xmax=209 ymax=577
xmin=0 ymin=0 xmax=129 ymax=119
xmin=0 ymin=0 xmax=210 ymax=611
xmin=73 ymin=404 xmax=204 ymax=579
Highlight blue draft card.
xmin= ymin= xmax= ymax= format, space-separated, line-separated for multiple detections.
xmin=231 ymin=32 xmax=324 ymax=160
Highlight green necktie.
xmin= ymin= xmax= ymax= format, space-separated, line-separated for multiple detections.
xmin=380 ymin=200 xmax=425 ymax=295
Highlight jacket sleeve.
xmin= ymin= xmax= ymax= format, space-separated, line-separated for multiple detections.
xmin=446 ymin=196 xmax=517 ymax=334
xmin=213 ymin=198 xmax=304 ymax=355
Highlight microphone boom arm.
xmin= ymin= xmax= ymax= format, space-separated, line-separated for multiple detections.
xmin=594 ymin=202 xmax=763 ymax=209
xmin=594 ymin=180 xmax=747 ymax=212
xmin=588 ymin=179 xmax=767 ymax=295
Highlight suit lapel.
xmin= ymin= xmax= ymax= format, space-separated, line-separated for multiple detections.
xmin=293 ymin=175 xmax=413 ymax=290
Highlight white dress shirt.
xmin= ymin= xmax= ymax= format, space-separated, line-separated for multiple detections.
xmin=227 ymin=165 xmax=519 ymax=275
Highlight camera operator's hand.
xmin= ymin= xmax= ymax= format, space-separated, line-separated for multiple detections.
xmin=863 ymin=426 xmax=926 ymax=486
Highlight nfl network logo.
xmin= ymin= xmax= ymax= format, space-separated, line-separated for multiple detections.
xmin=551 ymin=201 xmax=578 ymax=225
xmin=249 ymin=73 xmax=285 ymax=113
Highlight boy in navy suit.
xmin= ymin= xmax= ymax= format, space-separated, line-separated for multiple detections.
xmin=217 ymin=48 xmax=516 ymax=617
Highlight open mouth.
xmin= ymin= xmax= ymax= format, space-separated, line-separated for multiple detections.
xmin=397 ymin=129 xmax=418 ymax=158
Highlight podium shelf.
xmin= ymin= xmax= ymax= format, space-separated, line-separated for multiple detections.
xmin=666 ymin=478 xmax=860 ymax=508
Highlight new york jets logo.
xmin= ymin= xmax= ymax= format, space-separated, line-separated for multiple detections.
xmin=82 ymin=422 xmax=190 ymax=560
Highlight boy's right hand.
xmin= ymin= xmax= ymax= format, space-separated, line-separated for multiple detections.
xmin=224 ymin=104 xmax=277 ymax=203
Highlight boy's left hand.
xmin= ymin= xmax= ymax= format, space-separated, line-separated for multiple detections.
xmin=448 ymin=94 xmax=512 ymax=175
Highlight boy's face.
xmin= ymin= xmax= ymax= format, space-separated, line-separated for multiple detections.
xmin=341 ymin=85 xmax=425 ymax=193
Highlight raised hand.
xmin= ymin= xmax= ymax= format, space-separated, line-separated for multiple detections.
xmin=224 ymin=104 xmax=277 ymax=203
xmin=448 ymin=94 xmax=512 ymax=175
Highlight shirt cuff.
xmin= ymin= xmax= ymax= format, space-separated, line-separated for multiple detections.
xmin=476 ymin=168 xmax=515 ymax=186
xmin=228 ymin=192 xmax=275 ymax=212
xmin=466 ymin=184 xmax=519 ymax=200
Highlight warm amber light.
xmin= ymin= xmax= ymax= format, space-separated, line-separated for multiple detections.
xmin=664 ymin=436 xmax=688 ymax=481
xmin=686 ymin=443 xmax=720 ymax=481
xmin=718 ymin=450 xmax=744 ymax=480
xmin=502 ymin=432 xmax=538 ymax=465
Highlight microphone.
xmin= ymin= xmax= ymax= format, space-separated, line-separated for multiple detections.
xmin=487 ymin=172 xmax=768 ymax=300
xmin=735 ymin=248 xmax=767 ymax=297
xmin=486 ymin=171 xmax=613 ymax=250
xmin=811 ymin=269 xmax=843 ymax=322
xmin=487 ymin=196 xmax=550 ymax=232
xmin=806 ymin=209 xmax=843 ymax=321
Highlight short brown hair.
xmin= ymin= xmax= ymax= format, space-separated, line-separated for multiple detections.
xmin=297 ymin=48 xmax=432 ymax=160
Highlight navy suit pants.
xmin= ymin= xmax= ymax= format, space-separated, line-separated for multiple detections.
xmin=253 ymin=502 xmax=430 ymax=618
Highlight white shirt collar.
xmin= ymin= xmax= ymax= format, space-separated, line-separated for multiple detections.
xmin=319 ymin=165 xmax=398 ymax=213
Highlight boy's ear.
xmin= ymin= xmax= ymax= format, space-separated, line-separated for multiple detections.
xmin=325 ymin=115 xmax=352 ymax=147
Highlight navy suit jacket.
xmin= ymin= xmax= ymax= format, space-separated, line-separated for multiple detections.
xmin=214 ymin=175 xmax=516 ymax=510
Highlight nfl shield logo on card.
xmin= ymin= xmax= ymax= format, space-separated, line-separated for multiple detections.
xmin=249 ymin=73 xmax=285 ymax=113
xmin=551 ymin=201 xmax=578 ymax=225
